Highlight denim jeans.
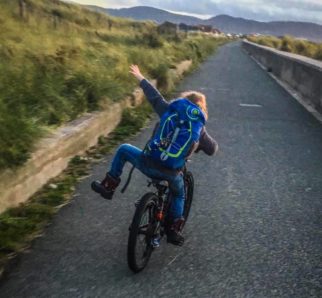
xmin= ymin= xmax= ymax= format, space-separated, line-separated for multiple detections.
xmin=109 ymin=144 xmax=185 ymax=219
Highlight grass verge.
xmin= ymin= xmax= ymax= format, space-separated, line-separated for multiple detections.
xmin=247 ymin=35 xmax=322 ymax=61
xmin=0 ymin=100 xmax=153 ymax=278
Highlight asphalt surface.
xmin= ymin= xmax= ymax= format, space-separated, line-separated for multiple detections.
xmin=1 ymin=42 xmax=322 ymax=297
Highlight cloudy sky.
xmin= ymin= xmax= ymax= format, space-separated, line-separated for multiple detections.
xmin=69 ymin=0 xmax=322 ymax=24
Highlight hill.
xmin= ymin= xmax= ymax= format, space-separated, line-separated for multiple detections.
xmin=88 ymin=5 xmax=200 ymax=25
xmin=206 ymin=15 xmax=322 ymax=42
xmin=0 ymin=0 xmax=226 ymax=170
xmin=101 ymin=6 xmax=322 ymax=41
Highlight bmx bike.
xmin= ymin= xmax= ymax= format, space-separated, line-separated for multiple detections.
xmin=127 ymin=166 xmax=194 ymax=273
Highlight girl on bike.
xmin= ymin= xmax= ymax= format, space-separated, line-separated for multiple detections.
xmin=91 ymin=65 xmax=218 ymax=246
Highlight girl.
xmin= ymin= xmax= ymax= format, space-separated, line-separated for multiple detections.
xmin=91 ymin=65 xmax=218 ymax=246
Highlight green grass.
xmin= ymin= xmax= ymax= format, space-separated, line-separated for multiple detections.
xmin=0 ymin=0 xmax=227 ymax=170
xmin=247 ymin=35 xmax=322 ymax=61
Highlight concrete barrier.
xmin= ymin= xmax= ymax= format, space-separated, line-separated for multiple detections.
xmin=0 ymin=92 xmax=142 ymax=214
xmin=0 ymin=60 xmax=192 ymax=213
xmin=242 ymin=40 xmax=322 ymax=114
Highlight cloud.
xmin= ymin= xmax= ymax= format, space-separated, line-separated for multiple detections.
xmin=69 ymin=0 xmax=322 ymax=24
xmin=225 ymin=0 xmax=322 ymax=24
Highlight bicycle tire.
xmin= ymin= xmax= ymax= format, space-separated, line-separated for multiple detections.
xmin=127 ymin=192 xmax=158 ymax=273
xmin=183 ymin=171 xmax=194 ymax=224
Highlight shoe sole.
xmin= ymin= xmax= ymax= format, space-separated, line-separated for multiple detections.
xmin=91 ymin=181 xmax=113 ymax=200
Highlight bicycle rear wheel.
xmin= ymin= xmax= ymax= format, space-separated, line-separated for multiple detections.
xmin=127 ymin=192 xmax=158 ymax=273
xmin=183 ymin=171 xmax=194 ymax=224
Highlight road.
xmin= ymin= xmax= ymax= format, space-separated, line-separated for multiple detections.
xmin=1 ymin=42 xmax=322 ymax=297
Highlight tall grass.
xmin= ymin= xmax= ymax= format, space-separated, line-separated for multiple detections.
xmin=247 ymin=35 xmax=322 ymax=61
xmin=0 ymin=101 xmax=153 ymax=263
xmin=0 ymin=0 xmax=227 ymax=170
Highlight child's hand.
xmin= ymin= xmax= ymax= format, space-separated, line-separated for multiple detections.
xmin=129 ymin=65 xmax=145 ymax=81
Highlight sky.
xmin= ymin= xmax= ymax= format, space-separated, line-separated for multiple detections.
xmin=69 ymin=0 xmax=322 ymax=24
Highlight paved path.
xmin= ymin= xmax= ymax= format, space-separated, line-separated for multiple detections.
xmin=1 ymin=42 xmax=322 ymax=297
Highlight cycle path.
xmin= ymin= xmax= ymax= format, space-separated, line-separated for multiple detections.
xmin=1 ymin=42 xmax=322 ymax=297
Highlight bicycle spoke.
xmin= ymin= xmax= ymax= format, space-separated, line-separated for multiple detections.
xmin=128 ymin=193 xmax=164 ymax=272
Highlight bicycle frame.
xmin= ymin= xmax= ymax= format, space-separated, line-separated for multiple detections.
xmin=127 ymin=164 xmax=194 ymax=272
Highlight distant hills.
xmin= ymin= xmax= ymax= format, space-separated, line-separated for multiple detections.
xmin=206 ymin=15 xmax=322 ymax=41
xmin=88 ymin=5 xmax=322 ymax=42
xmin=89 ymin=6 xmax=201 ymax=25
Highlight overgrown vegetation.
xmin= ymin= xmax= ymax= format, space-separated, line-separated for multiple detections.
xmin=0 ymin=0 xmax=227 ymax=170
xmin=247 ymin=35 xmax=322 ymax=61
xmin=0 ymin=100 xmax=153 ymax=274
xmin=0 ymin=0 xmax=230 ymax=276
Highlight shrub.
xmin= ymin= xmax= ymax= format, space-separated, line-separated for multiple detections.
xmin=294 ymin=40 xmax=307 ymax=55
xmin=302 ymin=43 xmax=318 ymax=58
xmin=149 ymin=63 xmax=172 ymax=92
xmin=0 ymin=100 xmax=41 ymax=169
xmin=142 ymin=31 xmax=164 ymax=48
xmin=315 ymin=45 xmax=322 ymax=61
xmin=280 ymin=36 xmax=295 ymax=52
xmin=249 ymin=35 xmax=322 ymax=61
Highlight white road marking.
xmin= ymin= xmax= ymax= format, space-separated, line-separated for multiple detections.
xmin=167 ymin=255 xmax=179 ymax=266
xmin=239 ymin=103 xmax=262 ymax=108
xmin=224 ymin=166 xmax=241 ymax=197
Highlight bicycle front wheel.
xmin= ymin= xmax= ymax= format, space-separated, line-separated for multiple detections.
xmin=127 ymin=192 xmax=158 ymax=273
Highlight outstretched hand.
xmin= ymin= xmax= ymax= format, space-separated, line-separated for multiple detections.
xmin=129 ymin=64 xmax=145 ymax=82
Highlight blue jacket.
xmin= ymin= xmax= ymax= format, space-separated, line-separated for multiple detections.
xmin=140 ymin=79 xmax=218 ymax=156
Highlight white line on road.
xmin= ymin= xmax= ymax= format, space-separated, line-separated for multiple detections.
xmin=167 ymin=255 xmax=179 ymax=266
xmin=239 ymin=103 xmax=262 ymax=108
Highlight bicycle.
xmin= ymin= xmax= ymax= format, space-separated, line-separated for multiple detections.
xmin=127 ymin=166 xmax=194 ymax=273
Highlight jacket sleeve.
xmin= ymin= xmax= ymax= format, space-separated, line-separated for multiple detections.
xmin=196 ymin=127 xmax=218 ymax=156
xmin=139 ymin=79 xmax=169 ymax=117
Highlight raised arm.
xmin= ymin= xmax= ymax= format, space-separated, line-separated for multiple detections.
xmin=129 ymin=65 xmax=169 ymax=117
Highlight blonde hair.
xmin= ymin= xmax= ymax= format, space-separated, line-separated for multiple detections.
xmin=180 ymin=91 xmax=208 ymax=120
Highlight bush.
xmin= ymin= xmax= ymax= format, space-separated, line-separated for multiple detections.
xmin=149 ymin=63 xmax=172 ymax=92
xmin=294 ymin=40 xmax=307 ymax=55
xmin=315 ymin=45 xmax=322 ymax=61
xmin=280 ymin=36 xmax=295 ymax=52
xmin=302 ymin=43 xmax=318 ymax=58
xmin=256 ymin=36 xmax=282 ymax=49
xmin=249 ymin=35 xmax=322 ymax=61
xmin=141 ymin=31 xmax=164 ymax=48
xmin=0 ymin=100 xmax=40 ymax=169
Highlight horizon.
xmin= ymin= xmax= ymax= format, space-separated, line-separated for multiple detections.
xmin=67 ymin=0 xmax=322 ymax=25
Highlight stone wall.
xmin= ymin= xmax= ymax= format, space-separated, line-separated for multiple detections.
xmin=242 ymin=40 xmax=322 ymax=114
xmin=0 ymin=60 xmax=192 ymax=213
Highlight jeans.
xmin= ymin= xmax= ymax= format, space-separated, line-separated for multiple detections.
xmin=109 ymin=144 xmax=185 ymax=219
